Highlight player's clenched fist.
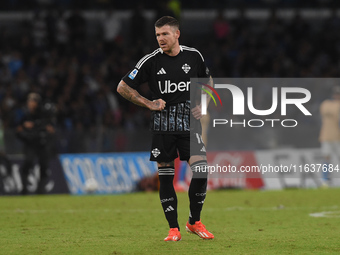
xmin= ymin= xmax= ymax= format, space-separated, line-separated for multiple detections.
xmin=149 ymin=99 xmax=166 ymax=111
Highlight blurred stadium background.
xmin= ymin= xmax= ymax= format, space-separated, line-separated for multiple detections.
xmin=0 ymin=0 xmax=340 ymax=195
xmin=1 ymin=1 xmax=340 ymax=254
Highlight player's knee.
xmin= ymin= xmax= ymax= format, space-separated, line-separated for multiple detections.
xmin=157 ymin=161 xmax=174 ymax=168
xmin=188 ymin=155 xmax=207 ymax=165
xmin=190 ymin=160 xmax=208 ymax=179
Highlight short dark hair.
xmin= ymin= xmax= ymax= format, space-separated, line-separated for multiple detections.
xmin=155 ymin=16 xmax=179 ymax=29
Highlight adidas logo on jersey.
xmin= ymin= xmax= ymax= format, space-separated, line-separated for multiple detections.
xmin=200 ymin=146 xmax=206 ymax=152
xmin=157 ymin=68 xmax=166 ymax=75
xmin=182 ymin=63 xmax=191 ymax=74
xmin=158 ymin=80 xmax=190 ymax=94
xmin=152 ymin=148 xmax=161 ymax=158
xmin=165 ymin=206 xmax=174 ymax=212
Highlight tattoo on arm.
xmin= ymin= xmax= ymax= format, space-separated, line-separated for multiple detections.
xmin=117 ymin=81 xmax=151 ymax=108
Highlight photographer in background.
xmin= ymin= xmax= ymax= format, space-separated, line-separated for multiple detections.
xmin=319 ymin=86 xmax=340 ymax=188
xmin=16 ymin=93 xmax=56 ymax=195
xmin=0 ymin=115 xmax=12 ymax=194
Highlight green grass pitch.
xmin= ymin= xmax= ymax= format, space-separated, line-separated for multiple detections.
xmin=1 ymin=188 xmax=340 ymax=255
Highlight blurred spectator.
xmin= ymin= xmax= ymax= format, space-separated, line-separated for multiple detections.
xmin=130 ymin=4 xmax=146 ymax=46
xmin=16 ymin=93 xmax=56 ymax=194
xmin=105 ymin=88 xmax=119 ymax=110
xmin=55 ymin=10 xmax=69 ymax=54
xmin=45 ymin=10 xmax=57 ymax=48
xmin=31 ymin=11 xmax=47 ymax=49
xmin=94 ymin=0 xmax=112 ymax=9
xmin=2 ymin=0 xmax=340 ymax=10
xmin=7 ymin=51 xmax=23 ymax=77
xmin=66 ymin=9 xmax=86 ymax=46
xmin=213 ymin=11 xmax=230 ymax=44
xmin=155 ymin=2 xmax=176 ymax=20
xmin=18 ymin=36 xmax=34 ymax=65
xmin=102 ymin=10 xmax=121 ymax=53
xmin=1 ymin=90 xmax=16 ymax=125
xmin=0 ymin=9 xmax=339 ymax=153
xmin=319 ymin=86 xmax=340 ymax=187
xmin=0 ymin=114 xmax=12 ymax=195
xmin=167 ymin=0 xmax=181 ymax=20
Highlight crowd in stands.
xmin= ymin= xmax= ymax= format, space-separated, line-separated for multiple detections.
xmin=1 ymin=7 xmax=340 ymax=151
xmin=1 ymin=0 xmax=340 ymax=10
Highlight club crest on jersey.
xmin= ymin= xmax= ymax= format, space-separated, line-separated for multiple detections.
xmin=128 ymin=68 xmax=138 ymax=80
xmin=152 ymin=148 xmax=161 ymax=158
xmin=182 ymin=63 xmax=191 ymax=74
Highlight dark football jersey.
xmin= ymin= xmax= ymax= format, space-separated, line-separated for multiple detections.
xmin=122 ymin=45 xmax=210 ymax=134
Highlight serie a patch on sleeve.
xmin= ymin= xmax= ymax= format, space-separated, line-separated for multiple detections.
xmin=128 ymin=68 xmax=138 ymax=80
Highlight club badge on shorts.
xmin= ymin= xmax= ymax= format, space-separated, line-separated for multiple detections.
xmin=152 ymin=148 xmax=161 ymax=158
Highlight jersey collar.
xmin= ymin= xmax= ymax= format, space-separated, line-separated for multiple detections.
xmin=159 ymin=45 xmax=183 ymax=54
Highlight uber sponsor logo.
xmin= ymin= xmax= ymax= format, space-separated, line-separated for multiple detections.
xmin=158 ymin=80 xmax=190 ymax=94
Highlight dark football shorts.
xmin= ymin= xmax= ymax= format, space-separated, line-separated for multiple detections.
xmin=150 ymin=132 xmax=206 ymax=162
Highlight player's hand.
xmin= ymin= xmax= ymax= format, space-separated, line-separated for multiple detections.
xmin=191 ymin=105 xmax=202 ymax=120
xmin=149 ymin=99 xmax=166 ymax=111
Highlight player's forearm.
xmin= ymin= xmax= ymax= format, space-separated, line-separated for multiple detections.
xmin=117 ymin=81 xmax=152 ymax=109
xmin=206 ymin=76 xmax=214 ymax=106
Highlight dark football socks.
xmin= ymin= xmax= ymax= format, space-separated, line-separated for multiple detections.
xmin=188 ymin=160 xmax=208 ymax=225
xmin=158 ymin=166 xmax=179 ymax=229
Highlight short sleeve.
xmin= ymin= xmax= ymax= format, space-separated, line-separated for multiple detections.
xmin=122 ymin=54 xmax=153 ymax=89
xmin=198 ymin=55 xmax=211 ymax=78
